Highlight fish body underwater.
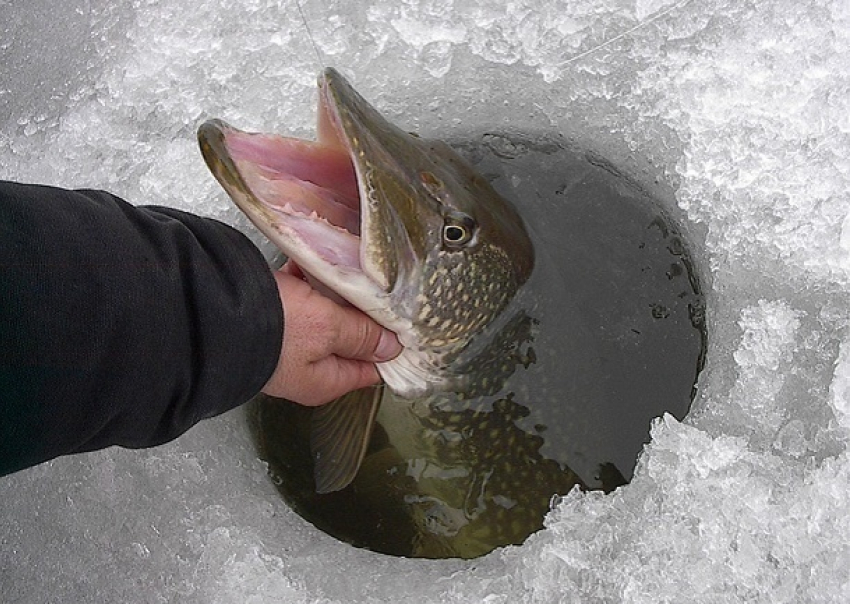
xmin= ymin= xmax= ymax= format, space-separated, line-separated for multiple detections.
xmin=199 ymin=68 xmax=704 ymax=558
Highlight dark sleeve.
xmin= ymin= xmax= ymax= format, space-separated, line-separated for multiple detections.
xmin=0 ymin=180 xmax=283 ymax=475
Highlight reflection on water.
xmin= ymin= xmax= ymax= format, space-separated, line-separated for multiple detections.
xmin=251 ymin=132 xmax=706 ymax=559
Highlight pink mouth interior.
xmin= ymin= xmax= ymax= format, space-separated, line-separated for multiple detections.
xmin=227 ymin=131 xmax=360 ymax=231
xmin=224 ymin=127 xmax=364 ymax=270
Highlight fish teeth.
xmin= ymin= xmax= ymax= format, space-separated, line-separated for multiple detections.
xmin=276 ymin=202 xmax=318 ymax=220
xmin=274 ymin=205 xmax=359 ymax=237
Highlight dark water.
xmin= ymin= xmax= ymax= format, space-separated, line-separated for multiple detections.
xmin=250 ymin=132 xmax=706 ymax=559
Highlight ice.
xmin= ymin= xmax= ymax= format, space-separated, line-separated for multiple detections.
xmin=2 ymin=0 xmax=850 ymax=602
xmin=829 ymin=341 xmax=850 ymax=432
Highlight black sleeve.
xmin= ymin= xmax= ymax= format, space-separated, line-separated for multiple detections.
xmin=0 ymin=180 xmax=283 ymax=475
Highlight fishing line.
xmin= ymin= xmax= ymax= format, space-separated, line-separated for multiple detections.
xmin=293 ymin=0 xmax=689 ymax=73
xmin=559 ymin=0 xmax=691 ymax=66
xmin=295 ymin=0 xmax=325 ymax=69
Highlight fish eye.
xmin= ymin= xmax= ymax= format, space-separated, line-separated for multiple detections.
xmin=442 ymin=213 xmax=476 ymax=247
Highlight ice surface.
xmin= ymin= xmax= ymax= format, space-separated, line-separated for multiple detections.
xmin=2 ymin=0 xmax=850 ymax=602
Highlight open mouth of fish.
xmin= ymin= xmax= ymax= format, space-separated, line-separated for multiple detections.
xmin=199 ymin=68 xmax=535 ymax=400
xmin=197 ymin=69 xmax=406 ymax=329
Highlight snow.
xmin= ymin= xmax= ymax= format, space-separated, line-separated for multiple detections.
xmin=2 ymin=0 xmax=850 ymax=601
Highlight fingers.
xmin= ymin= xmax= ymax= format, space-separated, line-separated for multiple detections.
xmin=300 ymin=357 xmax=382 ymax=406
xmin=330 ymin=305 xmax=402 ymax=363
xmin=261 ymin=268 xmax=403 ymax=406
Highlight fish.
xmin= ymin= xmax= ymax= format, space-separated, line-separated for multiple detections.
xmin=199 ymin=68 xmax=533 ymax=397
xmin=198 ymin=69 xmax=644 ymax=557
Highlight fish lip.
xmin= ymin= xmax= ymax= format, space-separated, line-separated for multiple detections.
xmin=318 ymin=67 xmax=423 ymax=294
xmin=198 ymin=119 xmax=260 ymax=216
xmin=315 ymin=70 xmax=379 ymax=283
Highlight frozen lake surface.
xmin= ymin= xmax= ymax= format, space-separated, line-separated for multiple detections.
xmin=2 ymin=0 xmax=849 ymax=602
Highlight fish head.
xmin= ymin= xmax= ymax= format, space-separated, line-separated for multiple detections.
xmin=198 ymin=68 xmax=534 ymax=397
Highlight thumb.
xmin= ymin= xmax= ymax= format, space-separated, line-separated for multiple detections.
xmin=330 ymin=306 xmax=402 ymax=362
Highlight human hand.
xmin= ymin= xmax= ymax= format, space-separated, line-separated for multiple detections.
xmin=261 ymin=262 xmax=402 ymax=406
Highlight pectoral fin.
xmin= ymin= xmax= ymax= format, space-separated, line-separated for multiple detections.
xmin=310 ymin=385 xmax=383 ymax=494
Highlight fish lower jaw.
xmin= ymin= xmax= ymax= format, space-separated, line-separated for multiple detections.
xmin=377 ymin=348 xmax=455 ymax=399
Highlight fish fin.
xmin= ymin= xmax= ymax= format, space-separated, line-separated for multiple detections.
xmin=310 ymin=385 xmax=383 ymax=494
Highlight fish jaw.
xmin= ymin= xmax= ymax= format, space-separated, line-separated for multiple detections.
xmin=198 ymin=119 xmax=408 ymax=334
xmin=318 ymin=68 xmax=440 ymax=301
xmin=198 ymin=70 xmax=441 ymax=333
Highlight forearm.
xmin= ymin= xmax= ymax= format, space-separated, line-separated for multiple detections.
xmin=0 ymin=180 xmax=282 ymax=475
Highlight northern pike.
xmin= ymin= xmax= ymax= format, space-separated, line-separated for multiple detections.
xmin=198 ymin=68 xmax=697 ymax=558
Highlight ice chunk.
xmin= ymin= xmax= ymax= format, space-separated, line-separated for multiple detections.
xmin=726 ymin=300 xmax=802 ymax=444
xmin=513 ymin=416 xmax=850 ymax=604
xmin=829 ymin=340 xmax=850 ymax=432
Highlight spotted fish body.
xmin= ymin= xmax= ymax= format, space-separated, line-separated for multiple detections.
xmin=200 ymin=69 xmax=626 ymax=558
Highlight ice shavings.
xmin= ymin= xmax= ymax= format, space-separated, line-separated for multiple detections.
xmin=650 ymin=1 xmax=850 ymax=286
xmin=727 ymin=300 xmax=802 ymax=444
xmin=511 ymin=416 xmax=850 ymax=604
xmin=828 ymin=339 xmax=850 ymax=433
